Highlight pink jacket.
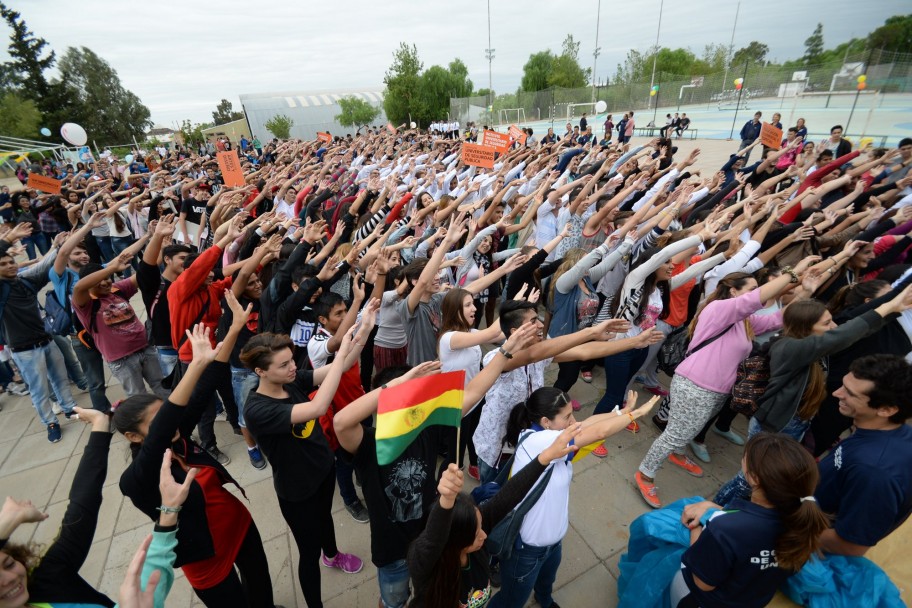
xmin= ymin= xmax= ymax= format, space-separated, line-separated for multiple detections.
xmin=675 ymin=290 xmax=783 ymax=394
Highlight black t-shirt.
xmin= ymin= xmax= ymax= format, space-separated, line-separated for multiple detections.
xmin=136 ymin=261 xmax=173 ymax=347
xmin=180 ymin=198 xmax=206 ymax=224
xmin=816 ymin=425 xmax=912 ymax=547
xmin=350 ymin=425 xmax=444 ymax=567
xmin=681 ymin=499 xmax=788 ymax=608
xmin=216 ymin=294 xmax=260 ymax=368
xmin=243 ymin=371 xmax=334 ymax=501
xmin=0 ymin=278 xmax=50 ymax=349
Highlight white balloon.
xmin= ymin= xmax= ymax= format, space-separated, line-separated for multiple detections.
xmin=60 ymin=122 xmax=88 ymax=146
xmin=410 ymin=122 xmax=417 ymax=129
xmin=595 ymin=100 xmax=608 ymax=114
xmin=125 ymin=154 xmax=134 ymax=164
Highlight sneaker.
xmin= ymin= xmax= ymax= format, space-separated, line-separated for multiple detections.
xmin=345 ymin=500 xmax=370 ymax=523
xmin=645 ymin=385 xmax=670 ymax=397
xmin=248 ymin=446 xmax=267 ymax=470
xmin=64 ymin=410 xmax=78 ymax=422
xmin=207 ymin=447 xmax=231 ymax=466
xmin=571 ymin=399 xmax=581 ymax=412
xmin=232 ymin=425 xmax=243 ymax=436
xmin=635 ymin=471 xmax=661 ymax=508
xmin=7 ymin=382 xmax=28 ymax=396
xmin=712 ymin=426 xmax=745 ymax=446
xmin=468 ymin=465 xmax=480 ymax=480
xmin=47 ymin=423 xmax=62 ymax=443
xmin=652 ymin=414 xmax=668 ymax=432
xmin=626 ymin=420 xmax=639 ymax=433
xmin=668 ymin=453 xmax=704 ymax=477
xmin=581 ymin=371 xmax=593 ymax=383
xmin=51 ymin=401 xmax=64 ymax=415
xmin=321 ymin=550 xmax=363 ymax=574
xmin=592 ymin=443 xmax=608 ymax=458
xmin=689 ymin=441 xmax=711 ymax=463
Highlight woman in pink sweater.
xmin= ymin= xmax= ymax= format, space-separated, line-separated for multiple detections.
xmin=634 ymin=268 xmax=814 ymax=508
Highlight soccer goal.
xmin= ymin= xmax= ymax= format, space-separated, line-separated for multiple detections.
xmin=498 ymin=108 xmax=526 ymax=125
xmin=566 ymin=102 xmax=598 ymax=120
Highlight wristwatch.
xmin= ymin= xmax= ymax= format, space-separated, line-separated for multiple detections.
xmin=498 ymin=347 xmax=513 ymax=359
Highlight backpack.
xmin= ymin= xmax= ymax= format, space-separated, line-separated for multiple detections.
xmin=731 ymin=341 xmax=772 ymax=417
xmin=43 ymin=273 xmax=76 ymax=336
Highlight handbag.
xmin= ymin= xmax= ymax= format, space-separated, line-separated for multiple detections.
xmin=657 ymin=322 xmax=738 ymax=376
xmin=161 ymin=293 xmax=210 ymax=389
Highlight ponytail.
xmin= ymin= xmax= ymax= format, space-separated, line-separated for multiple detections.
xmin=504 ymin=387 xmax=571 ymax=448
xmin=743 ymin=434 xmax=830 ymax=571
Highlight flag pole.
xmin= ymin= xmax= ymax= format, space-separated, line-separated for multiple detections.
xmin=455 ymin=424 xmax=462 ymax=470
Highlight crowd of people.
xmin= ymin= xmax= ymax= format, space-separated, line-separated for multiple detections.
xmin=0 ymin=114 xmax=911 ymax=608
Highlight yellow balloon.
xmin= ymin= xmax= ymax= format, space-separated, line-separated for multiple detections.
xmin=650 ymin=90 xmax=657 ymax=96
xmin=858 ymin=75 xmax=867 ymax=83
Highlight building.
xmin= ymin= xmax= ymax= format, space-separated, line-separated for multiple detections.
xmin=201 ymin=119 xmax=248 ymax=145
xmin=239 ymin=88 xmax=386 ymax=141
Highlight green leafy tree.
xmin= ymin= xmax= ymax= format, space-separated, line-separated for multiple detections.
xmin=447 ymin=59 xmax=474 ymax=98
xmin=867 ymin=15 xmax=912 ymax=53
xmin=803 ymin=23 xmax=825 ymax=64
xmin=0 ymin=2 xmax=53 ymax=99
xmin=178 ymin=119 xmax=211 ymax=146
xmin=212 ymin=98 xmax=244 ymax=125
xmin=521 ymin=51 xmax=555 ymax=91
xmin=335 ymin=95 xmax=381 ymax=131
xmin=732 ymin=41 xmax=769 ymax=67
xmin=265 ymin=114 xmax=293 ymax=139
xmin=548 ymin=35 xmax=590 ymax=88
xmin=700 ymin=43 xmax=729 ymax=72
xmin=383 ymin=42 xmax=423 ymax=126
xmin=0 ymin=92 xmax=40 ymax=137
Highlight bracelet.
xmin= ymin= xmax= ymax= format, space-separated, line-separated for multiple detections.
xmin=157 ymin=505 xmax=183 ymax=514
xmin=627 ymin=412 xmax=635 ymax=424
xmin=498 ymin=347 xmax=513 ymax=359
xmin=782 ymin=265 xmax=800 ymax=283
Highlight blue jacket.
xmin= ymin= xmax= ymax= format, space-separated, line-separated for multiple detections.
xmin=740 ymin=120 xmax=762 ymax=142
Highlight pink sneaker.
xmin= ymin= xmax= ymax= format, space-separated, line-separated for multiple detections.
xmin=571 ymin=399 xmax=582 ymax=412
xmin=321 ymin=550 xmax=363 ymax=574
xmin=645 ymin=385 xmax=669 ymax=397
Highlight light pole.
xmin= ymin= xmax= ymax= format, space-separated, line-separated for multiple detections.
xmin=591 ymin=0 xmax=602 ymax=103
xmin=486 ymin=0 xmax=495 ymax=123
xmin=647 ymin=0 xmax=664 ymax=110
xmin=721 ymin=2 xmax=741 ymax=98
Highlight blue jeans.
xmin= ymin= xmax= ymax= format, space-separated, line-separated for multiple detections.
xmin=110 ymin=235 xmax=135 ymax=276
xmin=11 ymin=341 xmax=77 ymax=426
xmin=95 ymin=235 xmax=115 ymax=263
xmin=479 ymin=458 xmax=502 ymax=484
xmin=230 ymin=366 xmax=259 ymax=428
xmin=714 ymin=415 xmax=812 ymax=505
xmin=52 ymin=334 xmax=87 ymax=391
xmin=377 ymin=559 xmax=410 ymax=608
xmin=156 ymin=347 xmax=178 ymax=378
xmin=69 ymin=335 xmax=110 ymax=412
xmin=335 ymin=448 xmax=359 ymax=506
xmin=490 ymin=539 xmax=562 ymax=608
xmin=595 ymin=346 xmax=649 ymax=414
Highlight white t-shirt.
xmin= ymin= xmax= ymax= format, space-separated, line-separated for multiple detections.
xmin=307 ymin=327 xmax=332 ymax=369
xmin=440 ymin=330 xmax=482 ymax=412
xmin=274 ymin=197 xmax=295 ymax=220
xmin=512 ymin=429 xmax=572 ymax=546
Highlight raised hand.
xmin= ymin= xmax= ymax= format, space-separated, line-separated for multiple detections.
xmin=225 ymin=291 xmax=253 ymax=329
xmin=438 ymin=463 xmax=464 ymax=508
xmin=160 ymin=448 xmax=197 ymax=510
xmin=186 ymin=324 xmax=221 ymax=365
xmin=538 ymin=423 xmax=583 ymax=463
xmin=117 ymin=535 xmax=161 ymax=608
xmin=503 ymin=320 xmax=540 ymax=353
xmin=1 ymin=496 xmax=48 ymax=525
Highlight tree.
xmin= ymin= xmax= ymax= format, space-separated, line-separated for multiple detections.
xmin=548 ymin=35 xmax=590 ymax=88
xmin=474 ymin=88 xmax=494 ymax=99
xmin=265 ymin=114 xmax=293 ymax=139
xmin=700 ymin=43 xmax=729 ymax=73
xmin=52 ymin=46 xmax=151 ymax=144
xmin=732 ymin=41 xmax=769 ymax=67
xmin=521 ymin=51 xmax=554 ymax=91
xmin=383 ymin=42 xmax=423 ymax=126
xmin=803 ymin=23 xmax=825 ymax=64
xmin=177 ymin=119 xmax=211 ymax=146
xmin=212 ymin=98 xmax=244 ymax=125
xmin=447 ymin=59 xmax=473 ymax=98
xmin=0 ymin=92 xmax=40 ymax=138
xmin=867 ymin=15 xmax=912 ymax=53
xmin=0 ymin=2 xmax=53 ymax=100
xmin=335 ymin=96 xmax=381 ymax=131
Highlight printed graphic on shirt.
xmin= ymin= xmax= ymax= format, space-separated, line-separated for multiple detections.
xmin=101 ymin=299 xmax=141 ymax=332
xmin=384 ymin=457 xmax=428 ymax=522
xmin=290 ymin=319 xmax=316 ymax=347
xmin=291 ymin=419 xmax=315 ymax=439
xmin=463 ymin=585 xmax=491 ymax=608
xmin=750 ymin=549 xmax=779 ymax=570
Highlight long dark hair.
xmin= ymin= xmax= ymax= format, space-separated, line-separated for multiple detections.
xmin=112 ymin=394 xmax=162 ymax=458
xmin=612 ymin=245 xmax=670 ymax=323
xmin=439 ymin=288 xmax=473 ymax=338
xmin=505 ymin=387 xmax=571 ymax=448
xmin=781 ymin=300 xmax=829 ymax=419
xmin=827 ymin=280 xmax=888 ymax=316
xmin=407 ymin=494 xmax=480 ymax=608
xmin=689 ymin=272 xmax=756 ymax=340
xmin=742 ymin=433 xmax=830 ymax=571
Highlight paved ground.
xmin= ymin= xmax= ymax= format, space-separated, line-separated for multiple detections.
xmin=1 ymin=138 xmax=910 ymax=606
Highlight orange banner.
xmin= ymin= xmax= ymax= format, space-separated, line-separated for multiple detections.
xmin=760 ymin=123 xmax=782 ymax=150
xmin=508 ymin=124 xmax=527 ymax=145
xmin=462 ymin=143 xmax=496 ymax=169
xmin=26 ymin=173 xmax=62 ymax=195
xmin=317 ymin=132 xmax=332 ymax=143
xmin=217 ymin=150 xmax=246 ymax=188
xmin=481 ymin=130 xmax=510 ymax=154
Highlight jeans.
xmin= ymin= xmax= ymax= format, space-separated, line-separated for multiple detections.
xmin=714 ymin=415 xmax=812 ymax=505
xmin=230 ymin=366 xmax=259 ymax=428
xmin=740 ymin=139 xmax=755 ymax=162
xmin=335 ymin=448 xmax=359 ymax=506
xmin=68 ymin=335 xmax=110 ymax=412
xmin=490 ymin=539 xmax=562 ymax=608
xmin=52 ymin=334 xmax=87 ymax=390
xmin=377 ymin=559 xmax=410 ymax=608
xmin=12 ymin=341 xmax=77 ymax=426
xmin=595 ymin=346 xmax=650 ymax=414
xmin=110 ymin=235 xmax=135 ymax=276
xmin=156 ymin=347 xmax=179 ymax=378
xmin=478 ymin=458 xmax=502 ymax=484
xmin=21 ymin=234 xmax=40 ymax=260
xmin=106 ymin=345 xmax=168 ymax=399
xmin=635 ymin=319 xmax=674 ymax=388
xmin=95 ymin=235 xmax=115 ymax=263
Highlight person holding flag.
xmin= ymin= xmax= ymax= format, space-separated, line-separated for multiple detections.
xmin=332 ymin=321 xmax=539 ymax=608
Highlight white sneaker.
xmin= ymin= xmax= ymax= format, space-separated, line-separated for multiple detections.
xmin=52 ymin=401 xmax=64 ymax=415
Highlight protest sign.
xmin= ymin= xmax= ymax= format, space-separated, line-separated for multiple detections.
xmin=217 ymin=150 xmax=246 ymax=187
xmin=26 ymin=173 xmax=62 ymax=194
xmin=462 ymin=143 xmax=496 ymax=169
xmin=508 ymin=124 xmax=527 ymax=145
xmin=481 ymin=130 xmax=510 ymax=154
xmin=760 ymin=123 xmax=782 ymax=150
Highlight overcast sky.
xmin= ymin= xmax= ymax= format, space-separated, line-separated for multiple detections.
xmin=4 ymin=0 xmax=908 ymax=127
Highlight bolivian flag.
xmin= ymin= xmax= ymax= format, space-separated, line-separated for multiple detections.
xmin=376 ymin=371 xmax=465 ymax=466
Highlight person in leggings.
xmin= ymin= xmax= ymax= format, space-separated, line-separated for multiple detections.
xmin=116 ymin=298 xmax=279 ymax=608
xmin=242 ymin=325 xmax=371 ymax=607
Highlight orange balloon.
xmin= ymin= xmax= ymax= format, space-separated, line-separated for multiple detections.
xmin=857 ymin=82 xmax=867 ymax=91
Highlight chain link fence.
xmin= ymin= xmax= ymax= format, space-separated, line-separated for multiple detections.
xmin=451 ymin=49 xmax=912 ymax=127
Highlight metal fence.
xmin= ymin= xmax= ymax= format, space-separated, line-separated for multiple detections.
xmin=450 ymin=49 xmax=912 ymax=127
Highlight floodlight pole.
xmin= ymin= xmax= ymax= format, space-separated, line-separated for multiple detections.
xmin=647 ymin=0 xmax=664 ymax=109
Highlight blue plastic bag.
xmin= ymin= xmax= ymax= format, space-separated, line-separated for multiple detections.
xmin=782 ymin=553 xmax=905 ymax=608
